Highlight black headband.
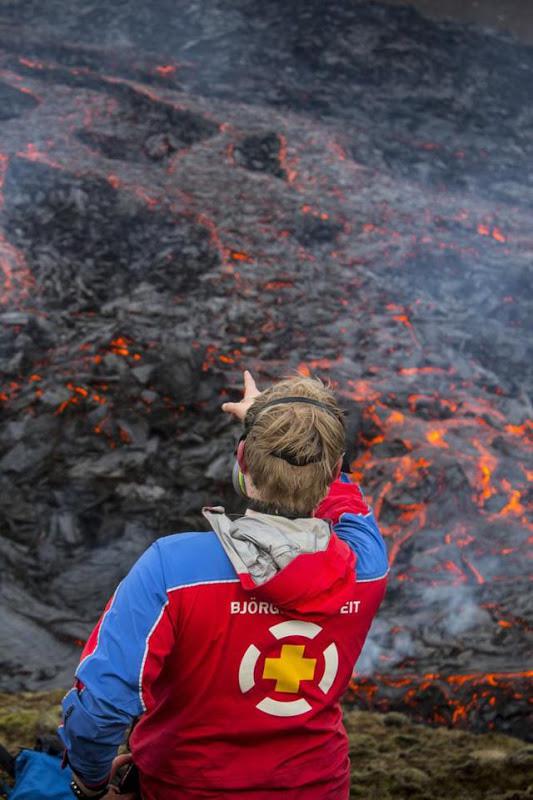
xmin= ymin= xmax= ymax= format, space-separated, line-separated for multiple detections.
xmin=243 ymin=396 xmax=343 ymax=466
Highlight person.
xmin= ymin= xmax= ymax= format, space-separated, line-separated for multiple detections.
xmin=59 ymin=371 xmax=388 ymax=800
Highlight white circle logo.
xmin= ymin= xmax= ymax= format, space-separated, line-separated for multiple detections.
xmin=238 ymin=620 xmax=339 ymax=717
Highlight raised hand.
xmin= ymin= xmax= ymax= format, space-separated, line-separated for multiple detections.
xmin=221 ymin=370 xmax=261 ymax=422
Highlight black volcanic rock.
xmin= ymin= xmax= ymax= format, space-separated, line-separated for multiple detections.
xmin=234 ymin=132 xmax=286 ymax=179
xmin=0 ymin=81 xmax=38 ymax=120
xmin=2 ymin=159 xmax=220 ymax=309
xmin=77 ymin=131 xmax=140 ymax=161
xmin=0 ymin=0 xmax=531 ymax=741
xmin=76 ymin=85 xmax=219 ymax=163
xmin=295 ymin=213 xmax=342 ymax=246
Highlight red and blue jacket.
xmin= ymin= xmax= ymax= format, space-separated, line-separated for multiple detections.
xmin=59 ymin=475 xmax=388 ymax=800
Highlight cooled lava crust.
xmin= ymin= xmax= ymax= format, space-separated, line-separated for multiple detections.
xmin=0 ymin=0 xmax=531 ymax=739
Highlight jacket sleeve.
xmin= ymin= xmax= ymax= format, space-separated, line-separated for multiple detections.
xmin=58 ymin=541 xmax=174 ymax=787
xmin=315 ymin=474 xmax=389 ymax=581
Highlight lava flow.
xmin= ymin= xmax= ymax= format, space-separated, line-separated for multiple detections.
xmin=0 ymin=0 xmax=531 ymax=740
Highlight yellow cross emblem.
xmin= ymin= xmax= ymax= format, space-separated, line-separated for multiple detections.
xmin=262 ymin=644 xmax=317 ymax=693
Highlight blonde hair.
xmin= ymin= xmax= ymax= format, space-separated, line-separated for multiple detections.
xmin=244 ymin=376 xmax=345 ymax=516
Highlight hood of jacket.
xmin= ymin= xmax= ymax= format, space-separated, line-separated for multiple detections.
xmin=202 ymin=507 xmax=355 ymax=617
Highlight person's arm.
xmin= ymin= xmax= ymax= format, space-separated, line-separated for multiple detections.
xmin=314 ymin=473 xmax=389 ymax=582
xmin=59 ymin=541 xmax=173 ymax=789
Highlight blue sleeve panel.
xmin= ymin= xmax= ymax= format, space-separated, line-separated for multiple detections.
xmin=334 ymin=512 xmax=389 ymax=580
xmin=334 ymin=474 xmax=389 ymax=581
xmin=59 ymin=531 xmax=236 ymax=786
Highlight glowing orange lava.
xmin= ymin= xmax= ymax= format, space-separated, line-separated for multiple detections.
xmin=278 ymin=135 xmax=298 ymax=183
xmin=0 ymin=233 xmax=34 ymax=305
xmin=0 ymin=152 xmax=7 ymax=210
xmin=426 ymin=428 xmax=448 ymax=448
xmin=154 ymin=65 xmax=177 ymax=77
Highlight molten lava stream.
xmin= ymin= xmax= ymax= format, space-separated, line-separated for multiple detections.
xmin=0 ymin=151 xmax=7 ymax=207
xmin=0 ymin=233 xmax=34 ymax=304
xmin=278 ymin=134 xmax=298 ymax=183
xmin=347 ymin=670 xmax=533 ymax=731
xmin=16 ymin=143 xmax=63 ymax=170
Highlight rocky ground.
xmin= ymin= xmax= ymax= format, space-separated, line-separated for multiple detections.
xmin=1 ymin=0 xmax=531 ymax=738
xmin=0 ymin=692 xmax=531 ymax=799
xmin=382 ymin=0 xmax=533 ymax=44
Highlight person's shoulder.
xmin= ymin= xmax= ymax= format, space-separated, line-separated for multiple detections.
xmin=152 ymin=530 xmax=237 ymax=589
xmin=157 ymin=529 xmax=215 ymax=547
xmin=154 ymin=530 xmax=222 ymax=558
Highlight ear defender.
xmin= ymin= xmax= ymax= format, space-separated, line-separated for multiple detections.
xmin=232 ymin=437 xmax=249 ymax=498
xmin=232 ymin=460 xmax=248 ymax=498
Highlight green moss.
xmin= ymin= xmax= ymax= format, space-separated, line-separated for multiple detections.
xmin=345 ymin=709 xmax=531 ymax=800
xmin=0 ymin=690 xmax=64 ymax=752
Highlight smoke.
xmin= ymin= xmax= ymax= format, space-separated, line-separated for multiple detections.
xmin=356 ymin=618 xmax=414 ymax=674
xmin=356 ymin=582 xmax=494 ymax=676
xmin=418 ymin=584 xmax=491 ymax=636
xmin=1 ymin=1 xmax=530 ymax=724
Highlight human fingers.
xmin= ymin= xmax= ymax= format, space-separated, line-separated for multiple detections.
xmin=102 ymin=790 xmax=135 ymax=800
xmin=221 ymin=371 xmax=260 ymax=419
xmin=221 ymin=400 xmax=244 ymax=419
xmin=101 ymin=788 xmax=120 ymax=798
xmin=110 ymin=753 xmax=133 ymax=779
xmin=243 ymin=370 xmax=260 ymax=400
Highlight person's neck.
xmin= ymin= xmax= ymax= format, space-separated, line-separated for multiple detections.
xmin=246 ymin=498 xmax=311 ymax=519
xmin=243 ymin=475 xmax=313 ymax=518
